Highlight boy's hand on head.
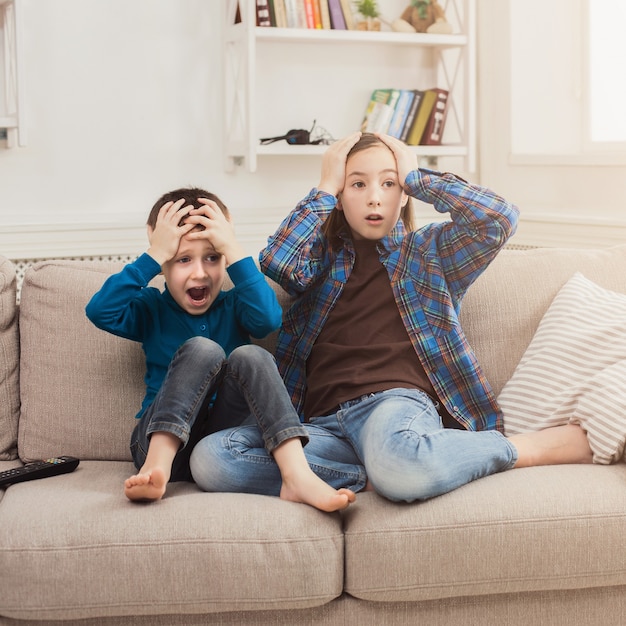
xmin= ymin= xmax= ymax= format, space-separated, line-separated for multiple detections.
xmin=375 ymin=133 xmax=419 ymax=188
xmin=147 ymin=199 xmax=195 ymax=266
xmin=318 ymin=132 xmax=361 ymax=197
xmin=185 ymin=199 xmax=247 ymax=266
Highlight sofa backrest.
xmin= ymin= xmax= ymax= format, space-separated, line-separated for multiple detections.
xmin=14 ymin=244 xmax=626 ymax=462
xmin=0 ymin=256 xmax=19 ymax=461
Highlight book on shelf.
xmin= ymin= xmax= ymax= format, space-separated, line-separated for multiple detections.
xmin=284 ymin=0 xmax=307 ymax=28
xmin=360 ymin=89 xmax=397 ymax=133
xmin=387 ymin=89 xmax=415 ymax=139
xmin=420 ymin=88 xmax=450 ymax=145
xmin=273 ymin=0 xmax=287 ymax=27
xmin=405 ymin=89 xmax=438 ymax=146
xmin=318 ymin=0 xmax=331 ymax=28
xmin=398 ymin=90 xmax=425 ymax=143
xmin=338 ymin=0 xmax=355 ymax=29
xmin=256 ymin=0 xmax=272 ymax=26
xmin=327 ymin=0 xmax=347 ymax=29
xmin=304 ymin=0 xmax=316 ymax=28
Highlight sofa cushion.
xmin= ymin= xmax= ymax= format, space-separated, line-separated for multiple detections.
xmin=0 ymin=461 xmax=344 ymax=621
xmin=0 ymin=256 xmax=19 ymax=460
xmin=343 ymin=463 xmax=626 ymax=603
xmin=18 ymin=260 xmax=143 ymax=462
xmin=499 ymin=272 xmax=626 ymax=464
xmin=460 ymin=244 xmax=626 ymax=397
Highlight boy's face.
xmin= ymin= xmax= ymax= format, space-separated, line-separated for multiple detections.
xmin=161 ymin=233 xmax=226 ymax=315
xmin=339 ymin=145 xmax=407 ymax=241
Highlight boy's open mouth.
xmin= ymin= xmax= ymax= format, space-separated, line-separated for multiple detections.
xmin=187 ymin=287 xmax=208 ymax=303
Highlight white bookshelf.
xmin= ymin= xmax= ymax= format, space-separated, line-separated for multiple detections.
xmin=223 ymin=0 xmax=476 ymax=172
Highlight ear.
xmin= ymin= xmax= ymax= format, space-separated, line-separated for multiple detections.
xmin=336 ymin=195 xmax=344 ymax=212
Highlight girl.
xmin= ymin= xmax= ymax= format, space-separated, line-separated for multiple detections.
xmin=190 ymin=133 xmax=592 ymax=503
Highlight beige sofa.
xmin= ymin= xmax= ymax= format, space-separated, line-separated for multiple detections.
xmin=2 ymin=246 xmax=626 ymax=626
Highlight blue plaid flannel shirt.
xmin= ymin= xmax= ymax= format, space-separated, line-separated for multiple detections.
xmin=260 ymin=168 xmax=519 ymax=432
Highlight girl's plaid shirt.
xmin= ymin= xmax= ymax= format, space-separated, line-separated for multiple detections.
xmin=260 ymin=169 xmax=519 ymax=432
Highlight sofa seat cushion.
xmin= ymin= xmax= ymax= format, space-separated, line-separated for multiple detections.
xmin=343 ymin=464 xmax=626 ymax=603
xmin=0 ymin=461 xmax=344 ymax=621
xmin=0 ymin=256 xmax=19 ymax=460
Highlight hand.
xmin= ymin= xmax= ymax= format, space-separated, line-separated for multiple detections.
xmin=374 ymin=133 xmax=419 ymax=186
xmin=146 ymin=199 xmax=195 ymax=266
xmin=318 ymin=132 xmax=362 ymax=197
xmin=185 ymin=199 xmax=246 ymax=266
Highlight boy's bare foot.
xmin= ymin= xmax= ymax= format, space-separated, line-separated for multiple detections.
xmin=279 ymin=467 xmax=356 ymax=512
xmin=124 ymin=467 xmax=168 ymax=502
xmin=509 ymin=424 xmax=593 ymax=468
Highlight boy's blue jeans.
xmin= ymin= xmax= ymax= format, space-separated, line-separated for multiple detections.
xmin=130 ymin=337 xmax=308 ymax=483
xmin=190 ymin=388 xmax=518 ymax=502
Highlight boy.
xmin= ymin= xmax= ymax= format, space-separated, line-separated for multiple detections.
xmin=86 ymin=187 xmax=354 ymax=511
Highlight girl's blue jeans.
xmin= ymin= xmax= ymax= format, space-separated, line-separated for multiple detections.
xmin=130 ymin=337 xmax=308 ymax=483
xmin=190 ymin=388 xmax=518 ymax=502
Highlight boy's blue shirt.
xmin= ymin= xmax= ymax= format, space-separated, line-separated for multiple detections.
xmin=85 ymin=253 xmax=282 ymax=418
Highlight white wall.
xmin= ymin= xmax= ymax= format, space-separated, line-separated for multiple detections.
xmin=1 ymin=0 xmax=624 ymax=261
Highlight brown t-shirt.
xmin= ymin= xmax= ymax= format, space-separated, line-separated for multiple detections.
xmin=304 ymin=238 xmax=436 ymax=420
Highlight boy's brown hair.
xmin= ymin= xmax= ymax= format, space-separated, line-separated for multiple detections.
xmin=147 ymin=187 xmax=229 ymax=230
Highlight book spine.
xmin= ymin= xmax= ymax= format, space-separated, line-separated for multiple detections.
xmin=256 ymin=0 xmax=272 ymax=27
xmin=377 ymin=88 xmax=400 ymax=134
xmin=273 ymin=0 xmax=287 ymax=27
xmin=312 ymin=0 xmax=323 ymax=28
xmin=327 ymin=0 xmax=346 ymax=29
xmin=387 ymin=90 xmax=414 ymax=139
xmin=319 ymin=0 xmax=331 ymax=29
xmin=399 ymin=90 xmax=424 ymax=143
xmin=420 ymin=89 xmax=450 ymax=145
xmin=284 ymin=0 xmax=300 ymax=27
xmin=304 ymin=0 xmax=316 ymax=28
xmin=406 ymin=90 xmax=437 ymax=146
xmin=338 ymin=0 xmax=355 ymax=29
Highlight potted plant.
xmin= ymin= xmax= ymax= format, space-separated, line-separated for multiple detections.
xmin=354 ymin=0 xmax=381 ymax=31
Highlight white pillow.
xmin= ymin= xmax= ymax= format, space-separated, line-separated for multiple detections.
xmin=498 ymin=272 xmax=626 ymax=464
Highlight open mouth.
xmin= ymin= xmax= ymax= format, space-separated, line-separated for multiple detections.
xmin=366 ymin=214 xmax=383 ymax=222
xmin=187 ymin=287 xmax=208 ymax=304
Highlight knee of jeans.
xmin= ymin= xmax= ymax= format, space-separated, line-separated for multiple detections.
xmin=189 ymin=434 xmax=230 ymax=492
xmin=365 ymin=437 xmax=451 ymax=502
xmin=229 ymin=344 xmax=275 ymax=369
xmin=181 ymin=336 xmax=225 ymax=363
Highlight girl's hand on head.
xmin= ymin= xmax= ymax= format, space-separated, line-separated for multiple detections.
xmin=147 ymin=199 xmax=195 ymax=266
xmin=318 ymin=132 xmax=361 ymax=197
xmin=375 ymin=133 xmax=418 ymax=187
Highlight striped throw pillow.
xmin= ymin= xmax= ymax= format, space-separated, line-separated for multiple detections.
xmin=498 ymin=272 xmax=626 ymax=464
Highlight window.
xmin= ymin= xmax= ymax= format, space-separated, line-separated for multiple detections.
xmin=588 ymin=0 xmax=626 ymax=143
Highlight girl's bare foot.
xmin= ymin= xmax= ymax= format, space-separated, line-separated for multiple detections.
xmin=124 ymin=467 xmax=168 ymax=502
xmin=279 ymin=466 xmax=356 ymax=512
xmin=509 ymin=424 xmax=593 ymax=468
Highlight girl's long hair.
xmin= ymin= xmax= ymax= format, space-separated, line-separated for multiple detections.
xmin=321 ymin=133 xmax=415 ymax=246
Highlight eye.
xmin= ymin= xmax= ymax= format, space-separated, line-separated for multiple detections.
xmin=206 ymin=254 xmax=222 ymax=263
xmin=177 ymin=256 xmax=191 ymax=264
xmin=383 ymin=179 xmax=396 ymax=188
xmin=352 ymin=181 xmax=365 ymax=189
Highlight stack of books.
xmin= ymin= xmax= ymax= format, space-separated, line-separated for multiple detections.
xmin=360 ymin=88 xmax=450 ymax=146
xmin=256 ymin=0 xmax=358 ymax=30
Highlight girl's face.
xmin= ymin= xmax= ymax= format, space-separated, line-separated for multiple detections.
xmin=339 ymin=145 xmax=408 ymax=241
xmin=161 ymin=234 xmax=226 ymax=315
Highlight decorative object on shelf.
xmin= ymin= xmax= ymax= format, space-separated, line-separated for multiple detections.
xmin=259 ymin=120 xmax=334 ymax=146
xmin=397 ymin=0 xmax=452 ymax=34
xmin=354 ymin=0 xmax=381 ymax=31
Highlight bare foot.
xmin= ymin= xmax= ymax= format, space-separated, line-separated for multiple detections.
xmin=124 ymin=467 xmax=168 ymax=502
xmin=509 ymin=424 xmax=593 ymax=468
xmin=279 ymin=466 xmax=356 ymax=512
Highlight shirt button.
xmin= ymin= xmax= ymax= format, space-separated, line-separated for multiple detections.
xmin=200 ymin=324 xmax=207 ymax=331
xmin=453 ymin=406 xmax=459 ymax=412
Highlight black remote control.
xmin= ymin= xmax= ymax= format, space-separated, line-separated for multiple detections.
xmin=0 ymin=456 xmax=80 ymax=487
